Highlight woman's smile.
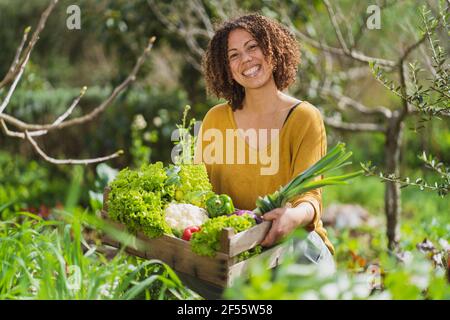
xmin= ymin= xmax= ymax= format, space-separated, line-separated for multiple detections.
xmin=242 ymin=64 xmax=262 ymax=78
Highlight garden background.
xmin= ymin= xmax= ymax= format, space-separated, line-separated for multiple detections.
xmin=0 ymin=0 xmax=449 ymax=300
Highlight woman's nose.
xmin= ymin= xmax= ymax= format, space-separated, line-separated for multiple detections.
xmin=241 ymin=51 xmax=253 ymax=63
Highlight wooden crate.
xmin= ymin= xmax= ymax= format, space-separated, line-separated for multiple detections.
xmin=100 ymin=187 xmax=292 ymax=299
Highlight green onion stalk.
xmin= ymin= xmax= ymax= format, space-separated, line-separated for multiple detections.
xmin=253 ymin=142 xmax=363 ymax=215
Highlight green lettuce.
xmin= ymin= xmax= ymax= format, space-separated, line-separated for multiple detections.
xmin=108 ymin=162 xmax=173 ymax=238
xmin=191 ymin=215 xmax=255 ymax=257
xmin=236 ymin=245 xmax=263 ymax=262
xmin=108 ymin=162 xmax=214 ymax=238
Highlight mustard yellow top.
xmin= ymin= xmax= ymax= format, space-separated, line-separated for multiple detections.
xmin=194 ymin=101 xmax=334 ymax=254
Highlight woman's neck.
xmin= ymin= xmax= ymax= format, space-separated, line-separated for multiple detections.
xmin=241 ymin=80 xmax=288 ymax=115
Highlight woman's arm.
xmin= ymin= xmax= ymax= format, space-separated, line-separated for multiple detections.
xmin=260 ymin=202 xmax=315 ymax=247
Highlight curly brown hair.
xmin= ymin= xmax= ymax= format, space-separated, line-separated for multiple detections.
xmin=202 ymin=13 xmax=300 ymax=111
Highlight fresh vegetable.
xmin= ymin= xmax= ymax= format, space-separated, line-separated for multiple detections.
xmin=184 ymin=190 xmax=216 ymax=209
xmin=182 ymin=226 xmax=201 ymax=241
xmin=190 ymin=215 xmax=255 ymax=257
xmin=206 ymin=194 xmax=235 ymax=217
xmin=253 ymin=142 xmax=363 ymax=215
xmin=108 ymin=162 xmax=173 ymax=238
xmin=164 ymin=203 xmax=209 ymax=235
xmin=232 ymin=209 xmax=263 ymax=224
xmin=174 ymin=164 xmax=213 ymax=203
xmin=108 ymin=162 xmax=212 ymax=238
xmin=109 ymin=162 xmax=167 ymax=195
xmin=236 ymin=245 xmax=263 ymax=262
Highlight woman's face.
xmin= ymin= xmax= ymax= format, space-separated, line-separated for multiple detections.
xmin=227 ymin=28 xmax=273 ymax=90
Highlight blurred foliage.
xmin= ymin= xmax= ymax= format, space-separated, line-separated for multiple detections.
xmin=225 ymin=237 xmax=450 ymax=300
xmin=225 ymin=215 xmax=449 ymax=300
xmin=0 ymin=0 xmax=449 ymax=300
xmin=0 ymin=150 xmax=67 ymax=218
xmin=323 ymin=174 xmax=449 ymax=218
xmin=1 ymin=0 xmax=448 ymax=170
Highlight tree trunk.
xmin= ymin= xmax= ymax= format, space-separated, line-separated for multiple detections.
xmin=384 ymin=115 xmax=404 ymax=251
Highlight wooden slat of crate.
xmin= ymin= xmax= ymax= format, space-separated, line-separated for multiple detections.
xmin=226 ymin=221 xmax=272 ymax=257
xmin=101 ymin=186 xmax=290 ymax=290
xmin=176 ymin=271 xmax=225 ymax=300
xmin=227 ymin=241 xmax=293 ymax=286
xmin=100 ymin=212 xmax=231 ymax=287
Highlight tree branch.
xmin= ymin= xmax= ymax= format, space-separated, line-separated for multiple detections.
xmin=320 ymin=87 xmax=392 ymax=118
xmin=323 ymin=0 xmax=349 ymax=53
xmin=398 ymin=32 xmax=428 ymax=64
xmin=190 ymin=0 xmax=215 ymax=38
xmin=25 ymin=86 xmax=87 ymax=137
xmin=1 ymin=0 xmax=157 ymax=165
xmin=323 ymin=116 xmax=385 ymax=132
xmin=0 ymin=37 xmax=156 ymax=132
xmin=430 ymin=86 xmax=450 ymax=99
xmin=398 ymin=61 xmax=412 ymax=120
xmin=24 ymin=131 xmax=123 ymax=165
xmin=0 ymin=51 xmax=31 ymax=114
xmin=0 ymin=0 xmax=58 ymax=89
xmin=280 ymin=7 xmax=396 ymax=69
xmin=6 ymin=27 xmax=31 ymax=82
xmin=1 ymin=119 xmax=24 ymax=138
xmin=147 ymin=0 xmax=206 ymax=59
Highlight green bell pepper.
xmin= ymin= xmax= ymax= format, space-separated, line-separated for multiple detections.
xmin=206 ymin=194 xmax=235 ymax=217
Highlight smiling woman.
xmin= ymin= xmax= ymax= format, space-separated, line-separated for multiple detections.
xmin=195 ymin=13 xmax=335 ymax=269
xmin=202 ymin=14 xmax=300 ymax=111
xmin=227 ymin=29 xmax=274 ymax=92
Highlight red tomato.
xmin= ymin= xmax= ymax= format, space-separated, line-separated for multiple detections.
xmin=182 ymin=226 xmax=201 ymax=241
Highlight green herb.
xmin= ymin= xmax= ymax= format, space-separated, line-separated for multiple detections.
xmin=173 ymin=105 xmax=198 ymax=165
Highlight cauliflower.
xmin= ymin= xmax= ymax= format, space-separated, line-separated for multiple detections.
xmin=164 ymin=203 xmax=209 ymax=235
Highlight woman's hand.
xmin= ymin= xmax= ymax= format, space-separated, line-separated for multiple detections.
xmin=260 ymin=203 xmax=315 ymax=247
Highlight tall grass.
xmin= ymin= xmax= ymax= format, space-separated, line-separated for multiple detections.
xmin=0 ymin=213 xmax=200 ymax=300
xmin=0 ymin=210 xmax=197 ymax=300
xmin=0 ymin=163 xmax=199 ymax=300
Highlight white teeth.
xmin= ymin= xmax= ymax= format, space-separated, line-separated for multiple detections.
xmin=242 ymin=65 xmax=261 ymax=77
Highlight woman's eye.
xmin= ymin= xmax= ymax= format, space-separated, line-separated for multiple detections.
xmin=229 ymin=54 xmax=238 ymax=60
xmin=249 ymin=44 xmax=258 ymax=50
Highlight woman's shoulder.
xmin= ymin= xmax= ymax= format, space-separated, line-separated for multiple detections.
xmin=205 ymin=102 xmax=230 ymax=116
xmin=201 ymin=102 xmax=231 ymax=126
xmin=289 ymin=100 xmax=324 ymax=124
xmin=284 ymin=100 xmax=326 ymax=149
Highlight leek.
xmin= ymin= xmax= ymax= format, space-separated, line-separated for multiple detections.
xmin=253 ymin=142 xmax=363 ymax=215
